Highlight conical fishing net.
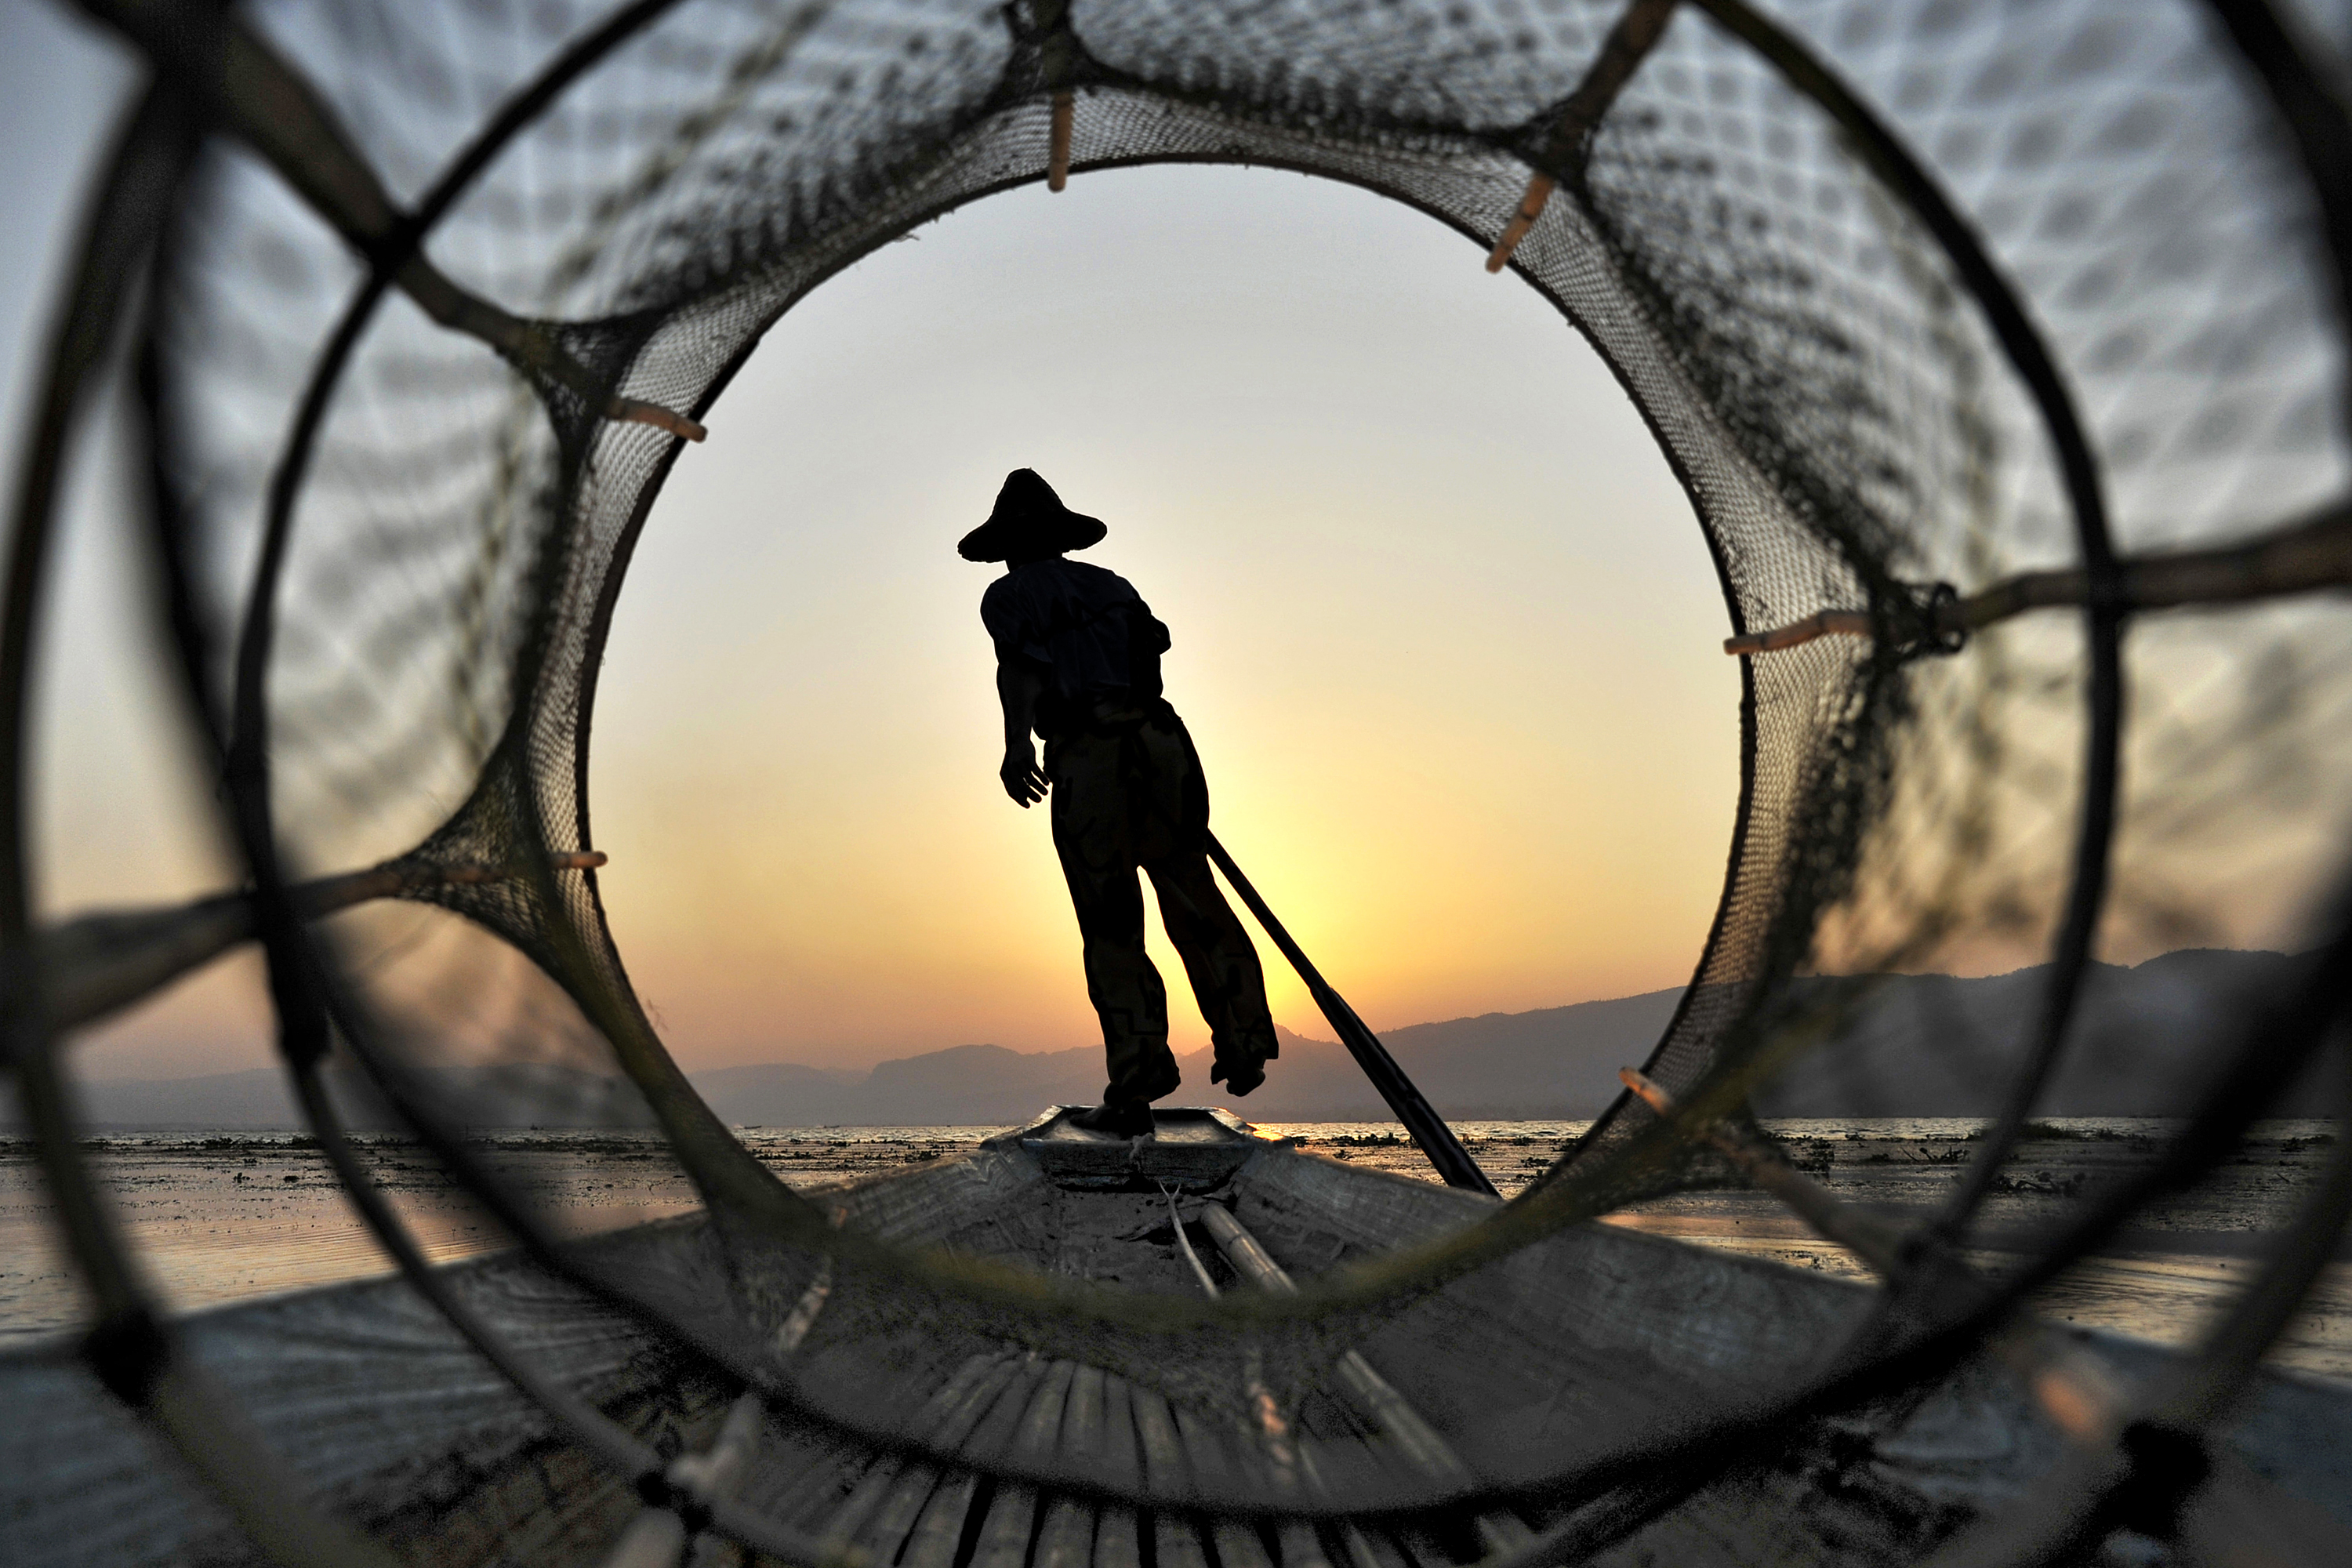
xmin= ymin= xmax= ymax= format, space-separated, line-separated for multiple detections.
xmin=10 ymin=1 xmax=2352 ymax=1564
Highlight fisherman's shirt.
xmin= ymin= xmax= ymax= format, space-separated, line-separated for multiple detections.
xmin=982 ymin=557 xmax=1171 ymax=735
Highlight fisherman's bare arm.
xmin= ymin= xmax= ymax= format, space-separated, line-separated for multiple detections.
xmin=996 ymin=654 xmax=1048 ymax=806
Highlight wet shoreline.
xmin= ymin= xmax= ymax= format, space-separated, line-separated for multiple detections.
xmin=4 ymin=1118 xmax=2343 ymax=1380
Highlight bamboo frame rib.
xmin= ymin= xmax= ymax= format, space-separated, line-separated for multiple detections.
xmin=1723 ymin=499 xmax=2352 ymax=656
xmin=24 ymin=851 xmax=606 ymax=1038
xmin=1197 ymin=1205 xmax=1532 ymax=1548
xmin=1682 ymin=0 xmax=2127 ymax=1284
xmin=70 ymin=1 xmax=706 ymax=443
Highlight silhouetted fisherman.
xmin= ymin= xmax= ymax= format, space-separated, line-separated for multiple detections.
xmin=964 ymin=470 xmax=1278 ymax=1138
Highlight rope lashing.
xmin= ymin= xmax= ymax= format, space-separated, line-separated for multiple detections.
xmin=1725 ymin=499 xmax=2352 ymax=657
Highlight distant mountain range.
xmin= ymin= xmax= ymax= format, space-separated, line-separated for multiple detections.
xmin=1755 ymin=947 xmax=2338 ymax=1118
xmin=12 ymin=948 xmax=2332 ymax=1130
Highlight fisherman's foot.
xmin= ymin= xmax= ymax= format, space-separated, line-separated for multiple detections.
xmin=1210 ymin=1059 xmax=1265 ymax=1098
xmin=1069 ymin=1102 xmax=1156 ymax=1138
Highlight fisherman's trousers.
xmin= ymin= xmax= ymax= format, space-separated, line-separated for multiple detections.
xmin=1044 ymin=702 xmax=1278 ymax=1105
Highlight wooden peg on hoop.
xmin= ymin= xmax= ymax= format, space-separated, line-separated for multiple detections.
xmin=1486 ymin=0 xmax=1682 ymax=273
xmin=430 ymin=851 xmax=609 ymax=887
xmin=1722 ymin=609 xmax=1874 ymax=656
xmin=608 ymin=397 xmax=707 ymax=443
xmin=1722 ymin=495 xmax=2352 ymax=656
xmin=1486 ymin=174 xmax=1556 ymax=272
xmin=1049 ymin=91 xmax=1075 ymax=192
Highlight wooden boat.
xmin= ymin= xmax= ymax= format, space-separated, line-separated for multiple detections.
xmin=6 ymin=1107 xmax=2348 ymax=1566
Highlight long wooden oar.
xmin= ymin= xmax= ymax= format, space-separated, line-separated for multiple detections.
xmin=1204 ymin=833 xmax=1498 ymax=1197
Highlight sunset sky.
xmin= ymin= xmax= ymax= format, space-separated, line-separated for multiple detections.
xmin=5 ymin=6 xmax=1740 ymax=1083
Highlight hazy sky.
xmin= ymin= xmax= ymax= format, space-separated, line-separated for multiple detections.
xmin=5 ymin=5 xmax=1740 ymax=1081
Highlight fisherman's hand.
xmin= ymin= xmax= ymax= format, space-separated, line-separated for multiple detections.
xmin=1000 ymin=743 xmax=1048 ymax=807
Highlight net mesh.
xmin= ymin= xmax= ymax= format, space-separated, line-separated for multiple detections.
xmin=18 ymin=0 xmax=2352 ymax=1559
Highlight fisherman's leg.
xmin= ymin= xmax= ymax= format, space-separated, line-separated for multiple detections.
xmin=1049 ymin=731 xmax=1179 ymax=1108
xmin=1134 ymin=706 xmax=1276 ymax=1093
xmin=1147 ymin=854 xmax=1279 ymax=1093
xmin=1070 ymin=868 xmax=1181 ymax=1104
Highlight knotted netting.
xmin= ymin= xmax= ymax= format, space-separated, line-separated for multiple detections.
xmin=12 ymin=0 xmax=2352 ymax=1563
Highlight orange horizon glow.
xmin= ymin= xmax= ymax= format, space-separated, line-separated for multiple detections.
xmin=578 ymin=169 xmax=1744 ymax=1074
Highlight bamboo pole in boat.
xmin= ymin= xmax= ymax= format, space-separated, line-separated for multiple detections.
xmin=1204 ymin=835 xmax=1497 ymax=1197
xmin=1161 ymin=1186 xmax=1323 ymax=1527
xmin=1165 ymin=1187 xmax=1224 ymax=1298
xmin=1198 ymin=1207 xmax=1461 ymax=1479
xmin=1195 ymin=1206 xmax=1534 ymax=1552
xmin=1723 ymin=498 xmax=2352 ymax=656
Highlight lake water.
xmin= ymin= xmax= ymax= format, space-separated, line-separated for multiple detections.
xmin=4 ymin=1117 xmax=2344 ymax=1382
